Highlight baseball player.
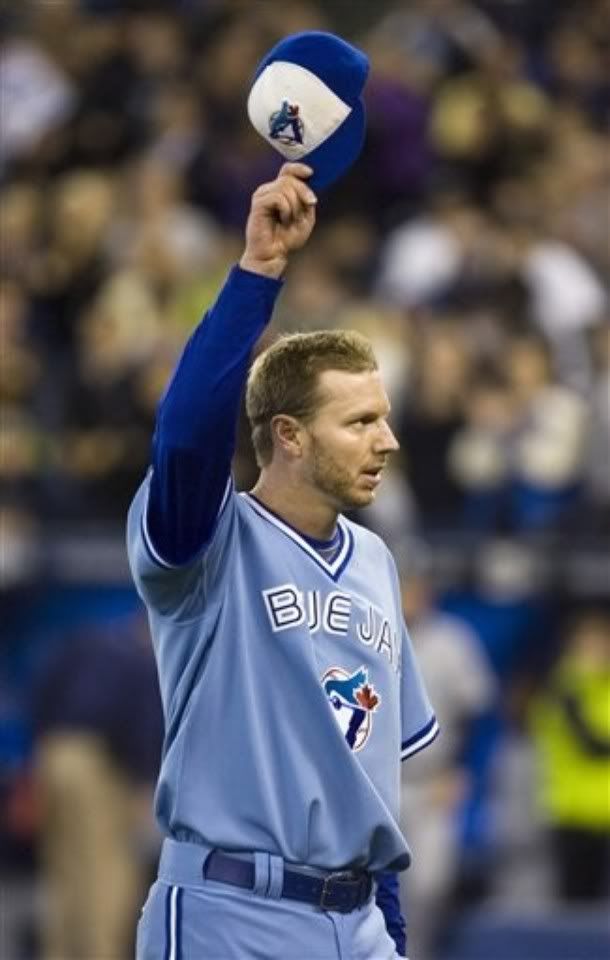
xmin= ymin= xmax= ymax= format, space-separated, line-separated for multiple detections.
xmin=128 ymin=162 xmax=438 ymax=959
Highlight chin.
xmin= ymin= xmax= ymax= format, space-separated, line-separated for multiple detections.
xmin=341 ymin=488 xmax=375 ymax=510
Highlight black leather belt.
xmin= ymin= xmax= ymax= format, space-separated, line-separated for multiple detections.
xmin=204 ymin=850 xmax=373 ymax=914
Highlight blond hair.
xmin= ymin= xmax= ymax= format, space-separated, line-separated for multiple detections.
xmin=246 ymin=330 xmax=377 ymax=466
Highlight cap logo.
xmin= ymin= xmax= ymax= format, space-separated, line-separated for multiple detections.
xmin=269 ymin=99 xmax=304 ymax=146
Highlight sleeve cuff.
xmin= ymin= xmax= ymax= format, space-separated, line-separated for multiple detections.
xmin=401 ymin=716 xmax=440 ymax=761
xmin=232 ymin=263 xmax=284 ymax=293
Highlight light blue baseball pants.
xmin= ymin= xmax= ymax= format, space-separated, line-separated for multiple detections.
xmin=136 ymin=839 xmax=403 ymax=959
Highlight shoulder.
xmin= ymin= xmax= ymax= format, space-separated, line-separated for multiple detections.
xmin=126 ymin=472 xmax=239 ymax=619
xmin=342 ymin=515 xmax=385 ymax=547
xmin=342 ymin=516 xmax=397 ymax=568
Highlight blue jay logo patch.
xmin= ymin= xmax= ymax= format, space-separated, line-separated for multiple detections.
xmin=322 ymin=666 xmax=381 ymax=752
xmin=269 ymin=100 xmax=304 ymax=145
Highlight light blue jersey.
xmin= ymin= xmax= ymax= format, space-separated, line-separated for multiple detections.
xmin=128 ymin=474 xmax=438 ymax=874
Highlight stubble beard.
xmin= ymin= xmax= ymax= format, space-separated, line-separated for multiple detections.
xmin=309 ymin=435 xmax=373 ymax=511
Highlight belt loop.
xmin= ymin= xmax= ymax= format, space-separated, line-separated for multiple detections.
xmin=267 ymin=855 xmax=284 ymax=900
xmin=253 ymin=851 xmax=270 ymax=896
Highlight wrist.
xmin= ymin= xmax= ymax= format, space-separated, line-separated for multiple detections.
xmin=239 ymin=254 xmax=287 ymax=280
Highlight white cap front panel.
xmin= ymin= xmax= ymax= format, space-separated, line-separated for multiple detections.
xmin=247 ymin=60 xmax=351 ymax=159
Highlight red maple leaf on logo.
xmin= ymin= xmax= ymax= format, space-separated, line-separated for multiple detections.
xmin=356 ymin=684 xmax=379 ymax=712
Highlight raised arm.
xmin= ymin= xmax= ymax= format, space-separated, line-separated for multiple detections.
xmin=146 ymin=163 xmax=317 ymax=566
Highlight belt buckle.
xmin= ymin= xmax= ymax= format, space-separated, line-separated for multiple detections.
xmin=320 ymin=870 xmax=361 ymax=913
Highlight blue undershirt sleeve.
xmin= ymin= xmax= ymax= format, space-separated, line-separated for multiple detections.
xmin=147 ymin=265 xmax=283 ymax=566
xmin=375 ymin=871 xmax=407 ymax=956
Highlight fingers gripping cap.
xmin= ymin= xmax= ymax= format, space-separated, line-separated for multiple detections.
xmin=247 ymin=31 xmax=369 ymax=191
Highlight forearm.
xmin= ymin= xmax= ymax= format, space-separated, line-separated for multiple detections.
xmin=147 ymin=265 xmax=282 ymax=564
xmin=146 ymin=161 xmax=315 ymax=565
xmin=375 ymin=871 xmax=407 ymax=956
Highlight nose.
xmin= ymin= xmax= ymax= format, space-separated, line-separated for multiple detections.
xmin=375 ymin=421 xmax=400 ymax=453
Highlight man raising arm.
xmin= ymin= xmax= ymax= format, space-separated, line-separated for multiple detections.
xmin=129 ymin=163 xmax=436 ymax=959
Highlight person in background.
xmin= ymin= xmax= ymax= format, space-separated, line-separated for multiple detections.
xmin=529 ymin=609 xmax=610 ymax=902
xmin=32 ymin=614 xmax=163 ymax=960
xmin=398 ymin=550 xmax=495 ymax=959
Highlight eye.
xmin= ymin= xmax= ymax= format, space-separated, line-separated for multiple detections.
xmin=351 ymin=415 xmax=376 ymax=427
xmin=331 ymin=695 xmax=341 ymax=709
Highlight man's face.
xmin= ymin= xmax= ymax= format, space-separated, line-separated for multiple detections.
xmin=300 ymin=369 xmax=399 ymax=510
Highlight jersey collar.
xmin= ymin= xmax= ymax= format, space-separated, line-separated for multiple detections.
xmin=241 ymin=493 xmax=354 ymax=582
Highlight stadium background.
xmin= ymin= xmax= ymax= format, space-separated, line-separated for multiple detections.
xmin=1 ymin=1 xmax=608 ymax=958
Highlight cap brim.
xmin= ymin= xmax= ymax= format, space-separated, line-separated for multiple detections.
xmin=303 ymin=97 xmax=366 ymax=191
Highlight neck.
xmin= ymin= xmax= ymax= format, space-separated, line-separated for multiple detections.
xmin=251 ymin=472 xmax=339 ymax=540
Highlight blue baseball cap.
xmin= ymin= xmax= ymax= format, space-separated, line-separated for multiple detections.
xmin=247 ymin=31 xmax=369 ymax=191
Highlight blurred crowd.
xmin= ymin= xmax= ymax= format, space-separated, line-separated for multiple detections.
xmin=1 ymin=0 xmax=609 ymax=958
xmin=1 ymin=0 xmax=608 ymax=540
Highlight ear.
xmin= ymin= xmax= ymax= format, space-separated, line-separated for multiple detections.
xmin=270 ymin=414 xmax=304 ymax=458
